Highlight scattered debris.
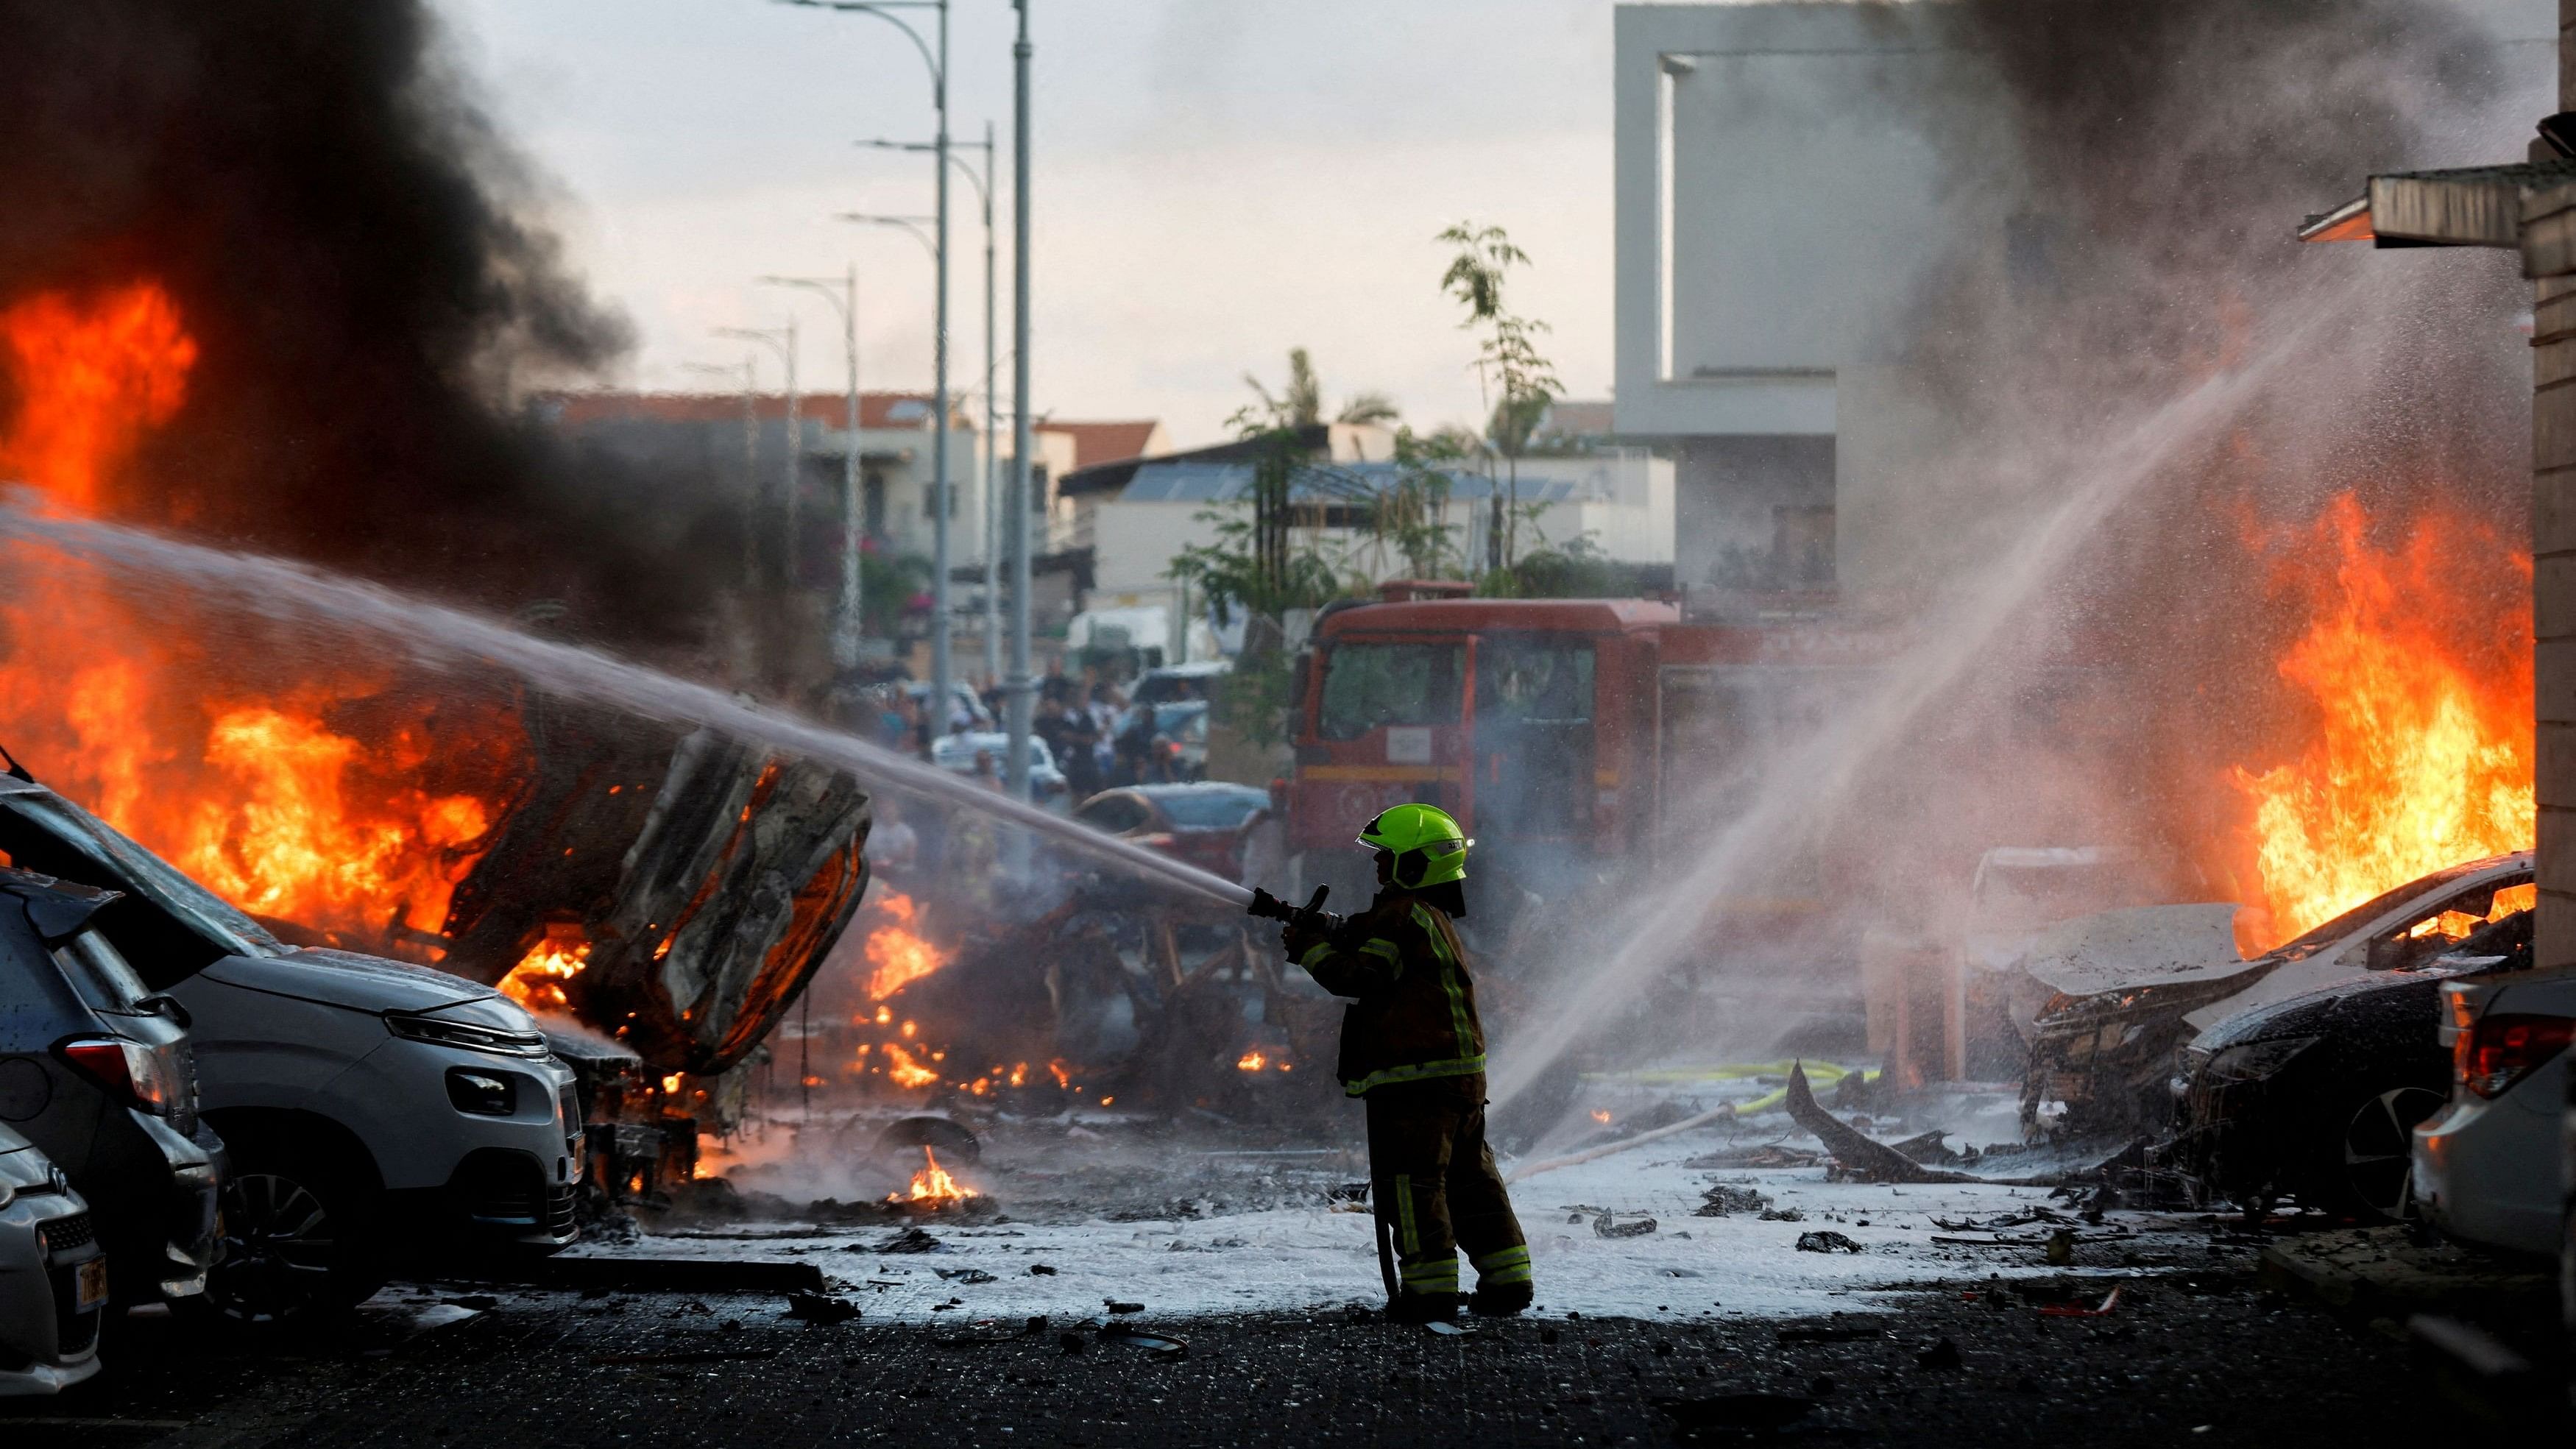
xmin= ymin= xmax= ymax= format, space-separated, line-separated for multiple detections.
xmin=935 ymin=1268 xmax=997 ymax=1285
xmin=1058 ymin=1333 xmax=1087 ymax=1356
xmin=1914 ymin=1337 xmax=1964 ymax=1370
xmin=783 ymin=1292 xmax=860 ymax=1325
xmin=1758 ymin=1207 xmax=1805 ymax=1223
xmin=1795 ymin=1231 xmax=1864 ymax=1254
xmin=1889 ymin=1130 xmax=1958 ymax=1164
xmin=1103 ymin=1299 xmax=1145 ymax=1314
xmin=878 ymin=1227 xmax=944 ymax=1254
xmin=1100 ymin=1322 xmax=1189 ymax=1357
xmin=1694 ymin=1184 xmax=1772 ymax=1217
xmin=2037 ymin=1286 xmax=2123 ymax=1318
xmin=1681 ymin=1144 xmax=1823 ymax=1170
xmin=1028 ymin=1264 xmax=1058 ymax=1276
xmin=2044 ymin=1228 xmax=2076 ymax=1266
xmin=1593 ymin=1213 xmax=1658 ymax=1239
xmin=1423 ymin=1319 xmax=1468 ymax=1337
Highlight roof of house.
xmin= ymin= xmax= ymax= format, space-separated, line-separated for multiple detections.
xmin=1058 ymin=425 xmax=1337 ymax=498
xmin=1036 ymin=419 xmax=1163 ymax=472
xmin=533 ymin=390 xmax=969 ymax=431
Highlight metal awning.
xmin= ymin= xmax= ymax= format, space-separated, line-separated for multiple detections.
xmin=2299 ymin=158 xmax=2576 ymax=247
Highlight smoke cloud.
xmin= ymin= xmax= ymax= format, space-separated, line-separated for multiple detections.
xmin=0 ymin=1 xmax=737 ymax=642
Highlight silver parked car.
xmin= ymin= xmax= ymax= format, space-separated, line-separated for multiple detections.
xmin=2413 ymin=965 xmax=2575 ymax=1255
xmin=0 ymin=1123 xmax=105 ymax=1396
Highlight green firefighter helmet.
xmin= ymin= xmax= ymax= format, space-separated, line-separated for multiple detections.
xmin=1357 ymin=803 xmax=1472 ymax=890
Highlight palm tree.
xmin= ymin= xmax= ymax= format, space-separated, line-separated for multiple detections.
xmin=1243 ymin=347 xmax=1398 ymax=429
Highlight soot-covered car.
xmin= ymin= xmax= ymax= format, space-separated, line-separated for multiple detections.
xmin=2170 ymin=907 xmax=2530 ymax=1220
xmin=0 ymin=775 xmax=581 ymax=1322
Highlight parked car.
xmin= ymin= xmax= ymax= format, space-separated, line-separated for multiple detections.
xmin=907 ymin=680 xmax=994 ymax=733
xmin=2414 ymin=960 xmax=2575 ymax=1255
xmin=0 ymin=866 xmax=219 ymax=1310
xmin=0 ymin=1123 xmax=106 ymax=1396
xmin=2171 ymin=907 xmax=2530 ymax=1220
xmin=2020 ymin=852 xmax=2532 ymax=1136
xmin=1072 ymin=783 xmax=1270 ymax=881
xmin=0 ymin=776 xmax=583 ymax=1322
xmin=930 ymin=731 xmax=1068 ymax=804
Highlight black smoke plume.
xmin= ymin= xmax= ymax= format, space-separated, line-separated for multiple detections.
xmin=0 ymin=1 xmax=735 ymax=643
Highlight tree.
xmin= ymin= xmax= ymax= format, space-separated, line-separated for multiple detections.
xmin=1243 ymin=347 xmax=1401 ymax=428
xmin=1437 ymin=222 xmax=1562 ymax=573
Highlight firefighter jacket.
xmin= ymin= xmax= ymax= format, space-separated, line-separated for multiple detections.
xmin=1289 ymin=889 xmax=1487 ymax=1097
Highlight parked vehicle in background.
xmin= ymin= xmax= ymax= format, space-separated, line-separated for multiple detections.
xmin=1073 ymin=783 xmax=1271 ymax=881
xmin=931 ymin=731 xmax=1068 ymax=804
xmin=0 ymin=1123 xmax=105 ymax=1396
xmin=2021 ymin=852 xmax=2533 ymax=1136
xmin=0 ymin=776 xmax=582 ymax=1322
xmin=1131 ymin=661 xmax=1228 ymax=707
xmin=907 ymin=679 xmax=994 ymax=733
xmin=2172 ymin=906 xmax=2529 ymax=1221
xmin=2414 ymin=960 xmax=2575 ymax=1256
xmin=0 ymin=867 xmax=219 ymax=1310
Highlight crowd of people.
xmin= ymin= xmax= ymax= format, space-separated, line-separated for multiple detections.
xmin=845 ymin=671 xmax=1203 ymax=798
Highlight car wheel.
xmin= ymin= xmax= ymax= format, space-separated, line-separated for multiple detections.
xmin=198 ymin=1152 xmax=385 ymax=1323
xmin=2324 ymin=1085 xmax=2448 ymax=1222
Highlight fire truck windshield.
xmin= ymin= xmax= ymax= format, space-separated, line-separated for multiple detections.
xmin=1317 ymin=643 xmax=1465 ymax=740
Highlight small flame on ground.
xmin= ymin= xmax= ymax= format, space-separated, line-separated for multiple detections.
xmin=1047 ymin=1060 xmax=1071 ymax=1090
xmin=661 ymin=1074 xmax=684 ymax=1094
xmin=891 ymin=1145 xmax=972 ymax=1206
xmin=1591 ymin=1109 xmax=1613 ymax=1124
xmin=1236 ymin=1049 xmax=1267 ymax=1072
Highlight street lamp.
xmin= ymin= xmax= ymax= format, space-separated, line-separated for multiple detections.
xmin=714 ymin=322 xmax=798 ymax=598
xmin=779 ymin=0 xmax=955 ymax=737
xmin=682 ymin=357 xmax=761 ymax=590
xmin=863 ymin=127 xmax=999 ymax=689
xmin=760 ymin=269 xmax=865 ymax=665
xmin=1006 ymin=0 xmax=1035 ymax=801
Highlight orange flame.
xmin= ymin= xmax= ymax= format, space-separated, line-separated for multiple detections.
xmin=0 ymin=282 xmax=520 ymax=954
xmin=1236 ymin=1049 xmax=1267 ymax=1071
xmin=863 ymin=892 xmax=947 ymax=1000
xmin=882 ymin=1041 xmax=940 ymax=1089
xmin=891 ymin=1145 xmax=972 ymax=1205
xmin=500 ymin=927 xmax=591 ymax=1013
xmin=2231 ymin=495 xmax=2534 ymax=943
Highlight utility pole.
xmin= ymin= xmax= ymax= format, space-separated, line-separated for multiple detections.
xmin=760 ymin=270 xmax=866 ymax=663
xmin=1005 ymin=0 xmax=1035 ymax=800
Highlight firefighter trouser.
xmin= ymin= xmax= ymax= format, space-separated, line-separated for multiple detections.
xmin=1363 ymin=1074 xmax=1530 ymax=1301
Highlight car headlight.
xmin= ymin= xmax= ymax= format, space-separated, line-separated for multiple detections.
xmin=2204 ymin=1035 xmax=2319 ymax=1085
xmin=445 ymin=1067 xmax=521 ymax=1116
xmin=384 ymin=1011 xmax=553 ymax=1059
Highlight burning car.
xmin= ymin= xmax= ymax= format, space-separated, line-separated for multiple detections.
xmin=0 ymin=775 xmax=582 ymax=1320
xmin=2020 ymin=852 xmax=2533 ymax=1137
xmin=2169 ymin=903 xmax=2527 ymax=1220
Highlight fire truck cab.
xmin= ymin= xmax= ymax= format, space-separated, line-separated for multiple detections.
xmin=1286 ymin=593 xmax=1883 ymax=915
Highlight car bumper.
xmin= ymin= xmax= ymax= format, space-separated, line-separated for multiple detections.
xmin=2412 ymin=1057 xmax=2568 ymax=1257
xmin=0 ymin=1189 xmax=106 ymax=1395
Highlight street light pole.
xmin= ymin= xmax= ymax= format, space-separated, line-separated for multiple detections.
xmin=779 ymin=0 xmax=952 ymax=720
xmin=860 ymin=130 xmax=998 ymax=688
xmin=760 ymin=270 xmax=866 ymax=664
xmin=715 ymin=322 xmax=799 ymax=595
xmin=1005 ymin=0 xmax=1034 ymax=800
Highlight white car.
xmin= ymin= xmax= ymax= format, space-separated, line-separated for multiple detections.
xmin=2413 ymin=966 xmax=2575 ymax=1255
xmin=931 ymin=731 xmax=1068 ymax=803
xmin=0 ymin=1124 xmax=105 ymax=1396
xmin=0 ymin=778 xmax=584 ymax=1322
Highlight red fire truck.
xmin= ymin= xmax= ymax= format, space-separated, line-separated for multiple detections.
xmin=1283 ymin=586 xmax=1890 ymax=905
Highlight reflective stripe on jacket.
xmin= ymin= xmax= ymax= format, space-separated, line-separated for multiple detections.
xmin=1296 ymin=890 xmax=1486 ymax=1097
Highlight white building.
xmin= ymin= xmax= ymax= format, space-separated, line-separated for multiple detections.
xmin=1613 ymin=2 xmax=1967 ymax=600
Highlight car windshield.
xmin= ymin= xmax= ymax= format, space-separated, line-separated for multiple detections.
xmin=2268 ymin=861 xmax=2528 ymax=961
xmin=1150 ymin=788 xmax=1267 ymax=829
xmin=0 ymin=789 xmax=282 ymax=964
xmin=1317 ymin=642 xmax=1465 ymax=740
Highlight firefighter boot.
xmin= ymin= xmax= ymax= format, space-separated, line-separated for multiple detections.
xmin=1386 ymin=1291 xmax=1465 ymax=1324
xmin=1469 ymin=1245 xmax=1535 ymax=1317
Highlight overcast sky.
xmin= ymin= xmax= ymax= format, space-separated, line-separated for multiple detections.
xmin=434 ymin=0 xmax=1618 ymax=446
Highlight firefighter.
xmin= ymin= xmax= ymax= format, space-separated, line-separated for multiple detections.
xmin=1278 ymin=804 xmax=1533 ymax=1322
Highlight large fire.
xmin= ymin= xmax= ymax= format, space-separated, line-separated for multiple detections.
xmin=0 ymin=281 xmax=519 ymax=952
xmin=2230 ymin=493 xmax=2535 ymax=944
xmin=500 ymin=926 xmax=592 ymax=1013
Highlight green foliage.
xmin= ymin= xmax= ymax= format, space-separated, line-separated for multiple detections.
xmin=1488 ymin=534 xmax=1625 ymax=599
xmin=860 ymin=550 xmax=934 ymax=635
xmin=1436 ymin=222 xmax=1561 ymax=571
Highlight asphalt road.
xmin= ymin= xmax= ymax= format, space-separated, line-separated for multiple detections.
xmin=0 ymin=1261 xmax=2471 ymax=1448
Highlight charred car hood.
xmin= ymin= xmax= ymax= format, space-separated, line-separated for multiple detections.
xmin=2019 ymin=904 xmax=2254 ymax=997
xmin=197 ymin=949 xmax=498 ymax=1014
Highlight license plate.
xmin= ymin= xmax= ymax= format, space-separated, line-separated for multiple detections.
xmin=74 ymin=1256 xmax=107 ymax=1312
